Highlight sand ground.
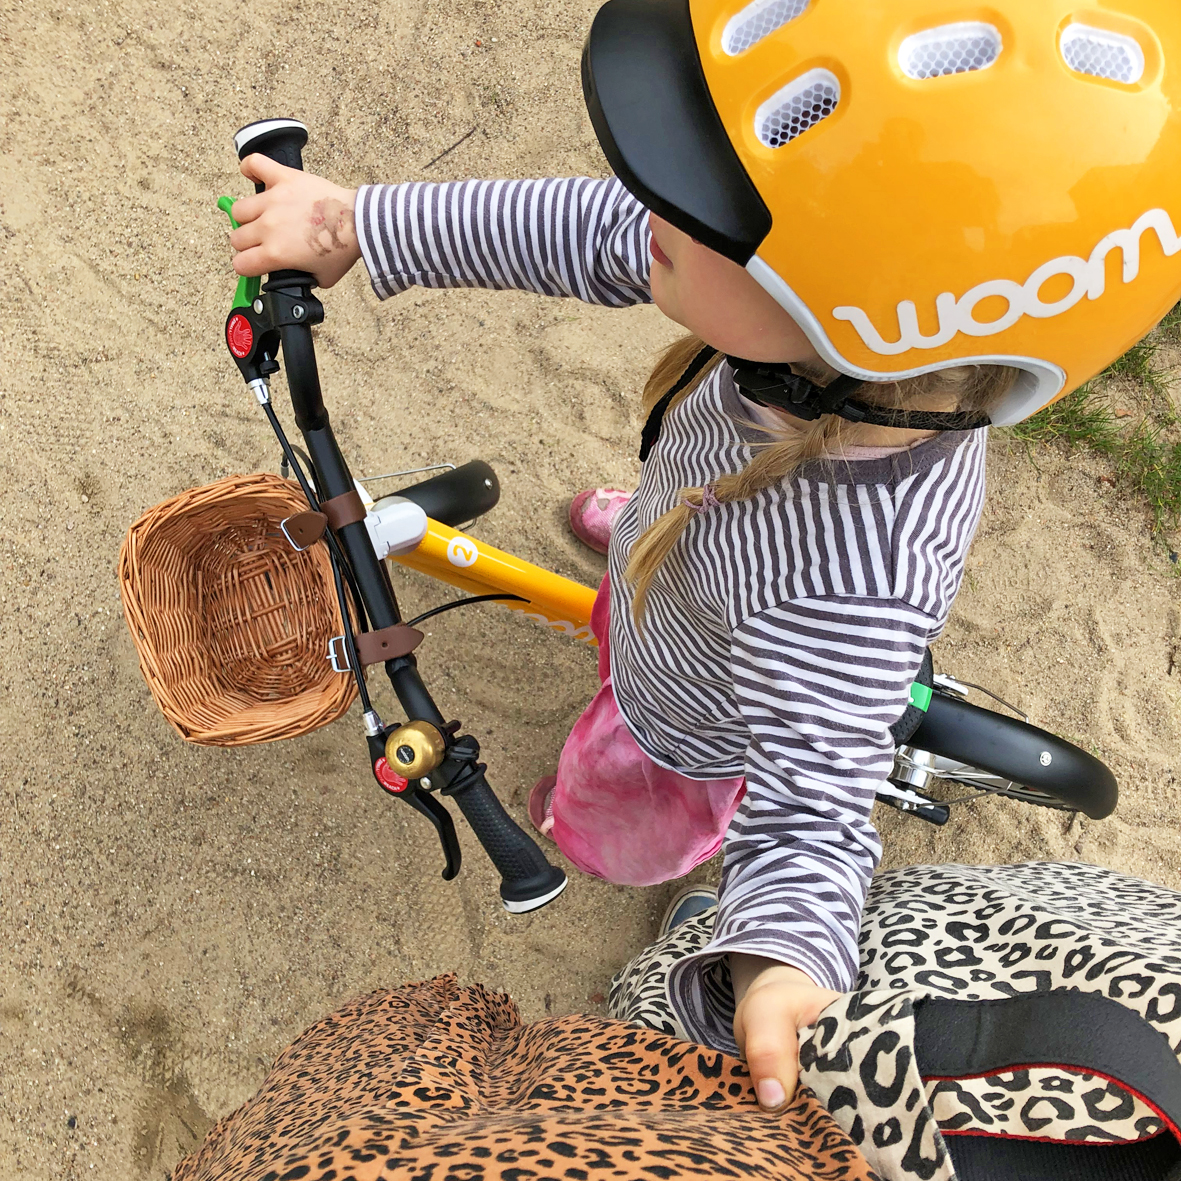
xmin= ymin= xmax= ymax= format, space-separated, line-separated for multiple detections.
xmin=1 ymin=1 xmax=1179 ymax=1176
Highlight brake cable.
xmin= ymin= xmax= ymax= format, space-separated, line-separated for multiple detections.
xmin=273 ymin=427 xmax=369 ymax=632
xmin=259 ymin=398 xmax=373 ymax=715
xmin=407 ymin=593 xmax=526 ymax=628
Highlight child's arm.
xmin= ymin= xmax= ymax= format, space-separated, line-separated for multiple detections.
xmin=354 ymin=175 xmax=651 ymax=305
xmin=668 ymin=596 xmax=935 ymax=1100
xmin=227 ymin=155 xmax=654 ymax=308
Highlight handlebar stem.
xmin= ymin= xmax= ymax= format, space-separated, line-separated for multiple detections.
xmin=225 ymin=115 xmax=568 ymax=911
xmin=278 ymin=327 xmax=329 ymax=432
xmin=383 ymin=655 xmax=448 ymax=729
xmin=301 ymin=422 xmax=404 ymax=631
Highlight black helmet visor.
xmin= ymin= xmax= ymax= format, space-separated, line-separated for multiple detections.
xmin=581 ymin=0 xmax=772 ymax=265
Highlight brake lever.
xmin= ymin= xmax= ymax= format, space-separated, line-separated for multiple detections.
xmin=217 ymin=196 xmax=262 ymax=310
xmin=400 ymin=789 xmax=462 ymax=881
xmin=367 ymin=733 xmax=461 ymax=880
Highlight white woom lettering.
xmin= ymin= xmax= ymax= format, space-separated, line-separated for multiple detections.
xmin=833 ymin=208 xmax=1181 ymax=355
xmin=519 ymin=611 xmax=596 ymax=644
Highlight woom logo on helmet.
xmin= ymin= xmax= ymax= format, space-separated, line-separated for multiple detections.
xmin=832 ymin=208 xmax=1181 ymax=356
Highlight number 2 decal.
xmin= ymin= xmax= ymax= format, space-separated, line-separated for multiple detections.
xmin=446 ymin=537 xmax=479 ymax=568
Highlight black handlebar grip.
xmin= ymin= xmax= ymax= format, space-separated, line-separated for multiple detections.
xmin=234 ymin=118 xmax=308 ymax=190
xmin=446 ymin=775 xmax=568 ymax=912
xmin=232 ymin=119 xmax=317 ymax=289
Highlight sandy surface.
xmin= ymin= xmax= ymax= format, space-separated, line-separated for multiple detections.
xmin=1 ymin=1 xmax=1179 ymax=1176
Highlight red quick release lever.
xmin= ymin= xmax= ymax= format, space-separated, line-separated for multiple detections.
xmin=226 ymin=312 xmax=254 ymax=359
xmin=374 ymin=757 xmax=409 ymax=794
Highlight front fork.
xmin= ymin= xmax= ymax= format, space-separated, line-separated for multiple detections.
xmin=224 ymin=282 xmax=567 ymax=909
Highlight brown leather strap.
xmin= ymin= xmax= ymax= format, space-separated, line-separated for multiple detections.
xmin=280 ymin=511 xmax=328 ymax=550
xmin=321 ymin=490 xmax=367 ymax=531
xmin=355 ymin=624 xmax=424 ymax=667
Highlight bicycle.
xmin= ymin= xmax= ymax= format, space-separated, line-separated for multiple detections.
xmin=214 ymin=117 xmax=1118 ymax=907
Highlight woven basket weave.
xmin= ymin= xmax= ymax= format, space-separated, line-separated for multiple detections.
xmin=119 ymin=473 xmax=357 ymax=746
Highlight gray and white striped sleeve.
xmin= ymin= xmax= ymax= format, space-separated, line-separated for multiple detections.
xmin=668 ymin=595 xmax=936 ymax=1052
xmin=354 ymin=176 xmax=653 ymax=306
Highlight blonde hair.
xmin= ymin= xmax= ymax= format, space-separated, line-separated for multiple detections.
xmin=625 ymin=334 xmax=1018 ymax=623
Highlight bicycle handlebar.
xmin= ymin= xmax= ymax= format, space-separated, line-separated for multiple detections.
xmin=234 ymin=119 xmax=319 ymax=292
xmin=227 ymin=116 xmax=568 ymax=912
xmin=445 ymin=772 xmax=568 ymax=911
xmin=235 ymin=117 xmax=310 ymax=177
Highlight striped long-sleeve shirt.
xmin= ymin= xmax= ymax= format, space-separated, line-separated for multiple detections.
xmin=355 ymin=177 xmax=987 ymax=1051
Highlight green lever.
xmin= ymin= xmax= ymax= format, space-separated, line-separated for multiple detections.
xmin=218 ymin=195 xmax=261 ymax=310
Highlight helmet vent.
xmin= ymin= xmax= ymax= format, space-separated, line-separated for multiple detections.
xmin=898 ymin=22 xmax=1002 ymax=79
xmin=1060 ymin=23 xmax=1145 ymax=84
xmin=722 ymin=0 xmax=810 ymax=56
xmin=755 ymin=69 xmax=840 ymax=148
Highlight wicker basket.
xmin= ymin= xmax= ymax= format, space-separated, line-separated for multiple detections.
xmin=119 ymin=473 xmax=357 ymax=746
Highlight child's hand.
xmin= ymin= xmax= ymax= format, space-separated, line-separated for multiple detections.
xmin=228 ymin=154 xmax=361 ymax=288
xmin=731 ymin=955 xmax=842 ymax=1111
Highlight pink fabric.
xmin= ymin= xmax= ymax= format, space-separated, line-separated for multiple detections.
xmin=550 ymin=576 xmax=746 ymax=887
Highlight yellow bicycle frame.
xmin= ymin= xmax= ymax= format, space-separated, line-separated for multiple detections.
xmin=391 ymin=518 xmax=598 ymax=645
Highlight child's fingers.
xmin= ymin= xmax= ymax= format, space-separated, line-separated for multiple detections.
xmin=228 ymin=192 xmax=267 ymax=227
xmin=744 ymin=1023 xmax=799 ymax=1110
xmin=232 ymin=245 xmax=272 ymax=279
xmin=731 ymin=959 xmax=844 ymax=1116
xmin=239 ymin=152 xmax=292 ymax=189
xmin=734 ymin=988 xmax=800 ymax=1111
xmin=228 ymin=221 xmax=264 ymax=252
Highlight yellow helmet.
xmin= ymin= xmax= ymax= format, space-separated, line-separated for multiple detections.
xmin=583 ymin=0 xmax=1181 ymax=422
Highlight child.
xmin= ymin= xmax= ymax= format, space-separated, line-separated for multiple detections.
xmin=227 ymin=0 xmax=1181 ymax=1112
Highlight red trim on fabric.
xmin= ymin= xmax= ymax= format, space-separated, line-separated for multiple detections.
xmin=924 ymin=1062 xmax=1181 ymax=1143
xmin=941 ymin=1129 xmax=1174 ymax=1146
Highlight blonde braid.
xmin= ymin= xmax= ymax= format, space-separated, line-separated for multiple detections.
xmin=624 ymin=334 xmax=1020 ymax=627
xmin=642 ymin=335 xmax=723 ymax=413
xmin=625 ymin=416 xmax=843 ymax=623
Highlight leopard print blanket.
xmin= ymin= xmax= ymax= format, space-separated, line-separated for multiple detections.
xmin=611 ymin=861 xmax=1181 ymax=1181
xmin=174 ymin=974 xmax=880 ymax=1181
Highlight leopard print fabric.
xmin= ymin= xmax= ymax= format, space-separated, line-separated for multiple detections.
xmin=802 ymin=991 xmax=954 ymax=1181
xmin=611 ymin=862 xmax=1181 ymax=1181
xmin=174 ymin=974 xmax=881 ymax=1181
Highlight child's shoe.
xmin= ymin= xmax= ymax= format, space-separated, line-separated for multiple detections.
xmin=569 ymin=488 xmax=631 ymax=554
xmin=659 ymin=885 xmax=718 ymax=938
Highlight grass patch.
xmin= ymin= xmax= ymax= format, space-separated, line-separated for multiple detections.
xmin=1011 ymin=306 xmax=1181 ymax=536
xmin=1104 ymin=337 xmax=1176 ymax=403
xmin=1012 ymin=384 xmax=1119 ymax=454
xmin=1119 ymin=422 xmax=1181 ymax=533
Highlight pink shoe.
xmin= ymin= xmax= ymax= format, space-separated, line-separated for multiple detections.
xmin=528 ymin=775 xmax=557 ymax=840
xmin=569 ymin=488 xmax=632 ymax=555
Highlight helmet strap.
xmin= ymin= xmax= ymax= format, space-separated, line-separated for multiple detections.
xmin=725 ymin=356 xmax=992 ymax=432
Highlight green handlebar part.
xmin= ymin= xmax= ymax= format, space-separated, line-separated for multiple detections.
xmin=217 ymin=195 xmax=261 ymax=310
xmin=216 ymin=194 xmax=239 ymax=226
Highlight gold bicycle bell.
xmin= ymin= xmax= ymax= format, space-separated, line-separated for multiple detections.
xmin=384 ymin=720 xmax=446 ymax=780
